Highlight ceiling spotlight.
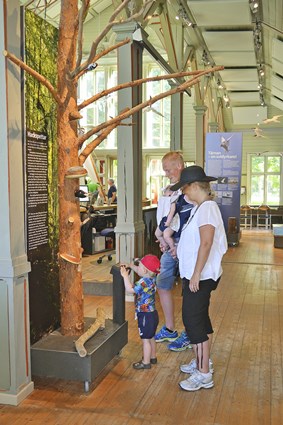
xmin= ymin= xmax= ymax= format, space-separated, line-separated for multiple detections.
xmin=176 ymin=6 xmax=195 ymax=27
xmin=223 ymin=92 xmax=229 ymax=103
xmin=259 ymin=92 xmax=265 ymax=106
xmin=202 ymin=50 xmax=211 ymax=66
xmin=217 ymin=78 xmax=223 ymax=89
xmin=259 ymin=65 xmax=265 ymax=76
xmin=249 ymin=0 xmax=259 ymax=14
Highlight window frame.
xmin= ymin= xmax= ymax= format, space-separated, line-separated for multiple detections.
xmin=247 ymin=152 xmax=283 ymax=206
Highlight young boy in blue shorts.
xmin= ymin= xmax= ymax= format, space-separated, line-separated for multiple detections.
xmin=120 ymin=255 xmax=160 ymax=370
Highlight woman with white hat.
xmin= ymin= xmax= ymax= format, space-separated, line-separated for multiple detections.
xmin=170 ymin=165 xmax=228 ymax=392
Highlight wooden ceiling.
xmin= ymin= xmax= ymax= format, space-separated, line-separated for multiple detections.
xmin=19 ymin=0 xmax=283 ymax=129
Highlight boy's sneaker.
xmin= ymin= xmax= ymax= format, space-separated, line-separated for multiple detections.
xmin=179 ymin=370 xmax=214 ymax=391
xmin=155 ymin=325 xmax=178 ymax=342
xmin=167 ymin=330 xmax=192 ymax=351
xmin=180 ymin=358 xmax=214 ymax=374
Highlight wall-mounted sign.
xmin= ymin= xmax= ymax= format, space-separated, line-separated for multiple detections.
xmin=26 ymin=129 xmax=49 ymax=260
xmin=205 ymin=132 xmax=243 ymax=233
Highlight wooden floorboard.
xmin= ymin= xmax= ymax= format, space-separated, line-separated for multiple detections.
xmin=1 ymin=229 xmax=283 ymax=425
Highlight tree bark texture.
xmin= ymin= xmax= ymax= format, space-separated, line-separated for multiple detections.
xmin=57 ymin=0 xmax=84 ymax=335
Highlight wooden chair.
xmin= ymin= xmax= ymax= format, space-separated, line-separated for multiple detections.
xmin=256 ymin=205 xmax=271 ymax=229
xmin=240 ymin=205 xmax=252 ymax=229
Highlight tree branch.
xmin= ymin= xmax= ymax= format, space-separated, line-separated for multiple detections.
xmin=74 ymin=38 xmax=131 ymax=81
xmin=72 ymin=0 xmax=154 ymax=78
xmin=75 ymin=0 xmax=91 ymax=70
xmin=78 ymin=122 xmax=120 ymax=165
xmin=75 ymin=307 xmax=107 ymax=357
xmin=78 ymin=68 xmax=222 ymax=111
xmin=78 ymin=65 xmax=224 ymax=145
xmin=3 ymin=49 xmax=62 ymax=104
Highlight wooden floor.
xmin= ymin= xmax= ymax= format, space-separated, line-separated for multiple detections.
xmin=1 ymin=229 xmax=283 ymax=425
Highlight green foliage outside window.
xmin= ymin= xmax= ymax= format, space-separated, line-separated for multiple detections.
xmin=250 ymin=155 xmax=281 ymax=205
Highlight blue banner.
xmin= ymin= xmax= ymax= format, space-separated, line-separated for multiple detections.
xmin=205 ymin=132 xmax=243 ymax=234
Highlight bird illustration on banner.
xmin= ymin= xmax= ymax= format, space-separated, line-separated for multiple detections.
xmin=220 ymin=135 xmax=233 ymax=152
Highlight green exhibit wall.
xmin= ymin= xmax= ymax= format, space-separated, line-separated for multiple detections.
xmin=25 ymin=10 xmax=60 ymax=344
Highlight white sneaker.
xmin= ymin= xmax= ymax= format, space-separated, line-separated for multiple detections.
xmin=179 ymin=370 xmax=214 ymax=391
xmin=180 ymin=358 xmax=214 ymax=374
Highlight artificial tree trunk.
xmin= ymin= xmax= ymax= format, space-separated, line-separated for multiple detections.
xmin=57 ymin=0 xmax=84 ymax=335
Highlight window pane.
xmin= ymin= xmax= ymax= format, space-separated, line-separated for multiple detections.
xmin=266 ymin=175 xmax=280 ymax=205
xmin=147 ymin=159 xmax=169 ymax=203
xmin=251 ymin=156 xmax=264 ymax=173
xmin=143 ymin=65 xmax=170 ymax=148
xmin=86 ymin=108 xmax=94 ymax=125
xmin=267 ymin=156 xmax=280 ymax=172
xmin=251 ymin=175 xmax=264 ymax=204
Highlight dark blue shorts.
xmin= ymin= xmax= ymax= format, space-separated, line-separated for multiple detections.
xmin=182 ymin=277 xmax=220 ymax=344
xmin=159 ymin=216 xmax=168 ymax=232
xmin=137 ymin=310 xmax=159 ymax=339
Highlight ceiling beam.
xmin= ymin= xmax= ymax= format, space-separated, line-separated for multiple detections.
xmin=158 ymin=2 xmax=179 ymax=71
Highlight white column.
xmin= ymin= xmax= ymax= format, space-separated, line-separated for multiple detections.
xmin=0 ymin=0 xmax=33 ymax=405
xmin=208 ymin=121 xmax=219 ymax=133
xmin=113 ymin=22 xmax=145 ymax=265
xmin=194 ymin=105 xmax=207 ymax=167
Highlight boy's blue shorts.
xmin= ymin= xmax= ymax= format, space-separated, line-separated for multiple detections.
xmin=137 ymin=310 xmax=159 ymax=339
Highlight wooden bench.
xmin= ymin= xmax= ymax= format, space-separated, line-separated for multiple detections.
xmin=272 ymin=224 xmax=283 ymax=248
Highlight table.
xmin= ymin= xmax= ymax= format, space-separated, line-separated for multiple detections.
xmin=91 ymin=204 xmax=117 ymax=212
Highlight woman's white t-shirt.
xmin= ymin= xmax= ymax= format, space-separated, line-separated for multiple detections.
xmin=177 ymin=200 xmax=228 ymax=281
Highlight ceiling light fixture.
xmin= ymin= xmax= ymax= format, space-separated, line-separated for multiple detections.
xmin=259 ymin=92 xmax=265 ymax=106
xmin=176 ymin=6 xmax=195 ymax=28
xmin=217 ymin=78 xmax=223 ymax=89
xmin=202 ymin=50 xmax=211 ymax=66
xmin=253 ymin=21 xmax=262 ymax=51
xmin=223 ymin=92 xmax=229 ymax=103
xmin=258 ymin=63 xmax=265 ymax=76
xmin=249 ymin=0 xmax=259 ymax=14
xmin=223 ymin=92 xmax=230 ymax=108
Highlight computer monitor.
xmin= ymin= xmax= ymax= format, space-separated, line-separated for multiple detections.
xmin=79 ymin=185 xmax=89 ymax=203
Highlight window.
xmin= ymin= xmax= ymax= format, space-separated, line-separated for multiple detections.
xmin=78 ymin=67 xmax=118 ymax=149
xmin=248 ymin=154 xmax=282 ymax=205
xmin=146 ymin=158 xmax=195 ymax=204
xmin=146 ymin=158 xmax=169 ymax=204
xmin=78 ymin=62 xmax=171 ymax=150
xmin=143 ymin=65 xmax=171 ymax=149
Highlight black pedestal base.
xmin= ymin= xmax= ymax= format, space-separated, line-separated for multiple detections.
xmin=227 ymin=231 xmax=241 ymax=246
xmin=31 ymin=317 xmax=128 ymax=391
